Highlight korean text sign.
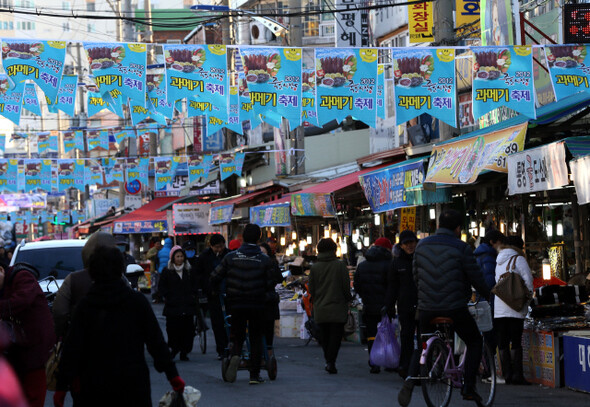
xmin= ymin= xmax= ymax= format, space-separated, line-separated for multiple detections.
xmin=545 ymin=45 xmax=590 ymax=101
xmin=409 ymin=2 xmax=434 ymax=43
xmin=250 ymin=203 xmax=291 ymax=227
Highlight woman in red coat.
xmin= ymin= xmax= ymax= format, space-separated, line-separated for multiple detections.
xmin=0 ymin=263 xmax=56 ymax=407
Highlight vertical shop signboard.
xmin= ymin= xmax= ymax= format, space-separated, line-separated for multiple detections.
xmin=335 ymin=0 xmax=370 ymax=47
xmin=563 ymin=334 xmax=590 ymax=393
xmin=400 ymin=207 xmax=416 ymax=231
xmin=408 ymin=2 xmax=434 ymax=43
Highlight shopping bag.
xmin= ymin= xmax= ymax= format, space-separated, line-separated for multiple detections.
xmin=159 ymin=386 xmax=201 ymax=407
xmin=369 ymin=316 xmax=401 ymax=369
xmin=46 ymin=341 xmax=63 ymax=391
xmin=468 ymin=301 xmax=493 ymax=332
xmin=491 ymin=255 xmax=532 ymax=311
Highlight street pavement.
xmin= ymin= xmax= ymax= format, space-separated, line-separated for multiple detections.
xmin=47 ymin=297 xmax=590 ymax=407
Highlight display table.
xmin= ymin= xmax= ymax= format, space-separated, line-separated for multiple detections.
xmin=522 ymin=329 xmax=563 ymax=388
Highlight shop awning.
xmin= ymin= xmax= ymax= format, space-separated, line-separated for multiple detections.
xmin=113 ymin=197 xmax=177 ymax=234
xmin=210 ymin=189 xmax=272 ymax=208
xmin=564 ymin=136 xmax=590 ymax=158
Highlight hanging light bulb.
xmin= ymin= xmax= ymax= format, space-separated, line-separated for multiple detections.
xmin=336 ymin=247 xmax=342 ymax=257
xmin=470 ymin=220 xmax=477 ymax=228
xmin=352 ymin=233 xmax=358 ymax=243
xmin=270 ymin=226 xmax=275 ymax=233
xmin=280 ymin=236 xmax=286 ymax=246
xmin=356 ymin=241 xmax=362 ymax=250
xmin=324 ymin=226 xmax=330 ymax=239
xmin=500 ymin=223 xmax=506 ymax=234
xmin=340 ymin=241 xmax=348 ymax=254
xmin=461 ymin=232 xmax=467 ymax=242
xmin=306 ymin=234 xmax=312 ymax=245
xmin=556 ymin=221 xmax=563 ymax=236
xmin=331 ymin=231 xmax=338 ymax=242
xmin=546 ymin=221 xmax=553 ymax=237
xmin=542 ymin=259 xmax=552 ymax=280
xmin=299 ymin=240 xmax=307 ymax=252
xmin=429 ymin=208 xmax=436 ymax=220
xmin=479 ymin=224 xmax=485 ymax=237
xmin=511 ymin=222 xmax=517 ymax=233
xmin=291 ymin=230 xmax=297 ymax=240
xmin=363 ymin=236 xmax=370 ymax=247
xmin=374 ymin=213 xmax=380 ymax=226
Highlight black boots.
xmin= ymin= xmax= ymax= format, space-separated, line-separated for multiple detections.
xmin=398 ymin=380 xmax=415 ymax=407
xmin=510 ymin=348 xmax=531 ymax=385
xmin=499 ymin=349 xmax=512 ymax=384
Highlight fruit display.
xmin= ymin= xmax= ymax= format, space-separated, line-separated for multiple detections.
xmin=473 ymin=49 xmax=511 ymax=80
xmin=546 ymin=45 xmax=586 ymax=68
xmin=243 ymin=53 xmax=281 ymax=83
xmin=394 ymin=55 xmax=434 ymax=87
xmin=316 ymin=55 xmax=356 ymax=87
xmin=165 ymin=48 xmax=206 ymax=73
xmin=2 ymin=42 xmax=44 ymax=60
xmin=87 ymin=46 xmax=125 ymax=70
xmin=302 ymin=70 xmax=315 ymax=93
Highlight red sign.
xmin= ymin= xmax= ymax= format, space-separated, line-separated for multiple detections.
xmin=125 ymin=179 xmax=142 ymax=195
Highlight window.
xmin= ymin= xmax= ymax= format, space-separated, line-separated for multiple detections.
xmin=321 ymin=0 xmax=335 ymax=21
xmin=62 ymin=1 xmax=70 ymax=10
xmin=87 ymin=23 xmax=95 ymax=33
xmin=16 ymin=21 xmax=20 ymax=29
xmin=62 ymin=22 xmax=70 ymax=32
xmin=87 ymin=2 xmax=95 ymax=11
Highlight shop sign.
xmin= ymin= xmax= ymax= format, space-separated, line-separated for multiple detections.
xmin=563 ymin=334 xmax=590 ymax=393
xmin=400 ymin=207 xmax=416 ymax=231
xmin=113 ymin=220 xmax=167 ymax=234
xmin=209 ymin=204 xmax=234 ymax=225
xmin=172 ymin=203 xmax=215 ymax=235
xmin=335 ymin=0 xmax=370 ymax=48
xmin=0 ymin=193 xmax=46 ymax=210
xmin=522 ymin=329 xmax=559 ymax=387
xmin=507 ymin=141 xmax=569 ymax=195
xmin=425 ymin=122 xmax=527 ymax=184
xmin=92 ymin=198 xmax=119 ymax=218
xmin=456 ymin=0 xmax=480 ymax=38
xmin=408 ymin=2 xmax=434 ymax=44
xmin=405 ymin=187 xmax=452 ymax=206
xmin=290 ymin=193 xmax=335 ymax=217
xmin=570 ymin=154 xmax=590 ymax=205
xmin=249 ymin=203 xmax=291 ymax=227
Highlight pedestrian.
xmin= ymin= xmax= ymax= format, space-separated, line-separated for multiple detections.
xmin=386 ymin=230 xmax=418 ymax=380
xmin=494 ymin=235 xmax=533 ymax=385
xmin=158 ymin=245 xmax=199 ymax=361
xmin=146 ymin=237 xmax=163 ymax=303
xmin=259 ymin=242 xmax=283 ymax=359
xmin=158 ymin=237 xmax=174 ymax=275
xmin=53 ymin=245 xmax=185 ymax=407
xmin=210 ymin=224 xmax=274 ymax=384
xmin=353 ymin=237 xmax=392 ymax=374
xmin=195 ymin=234 xmax=230 ymax=360
xmin=182 ymin=240 xmax=198 ymax=268
xmin=228 ymin=239 xmax=241 ymax=251
xmin=0 ymin=262 xmax=55 ymax=407
xmin=309 ymin=238 xmax=353 ymax=375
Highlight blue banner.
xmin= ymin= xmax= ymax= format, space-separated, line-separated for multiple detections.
xmin=472 ymin=45 xmax=535 ymax=119
xmin=377 ymin=64 xmax=385 ymax=120
xmin=315 ymin=48 xmax=378 ymax=128
xmin=87 ymin=129 xmax=109 ymax=151
xmin=37 ymin=132 xmax=51 ymax=154
xmin=47 ymin=74 xmax=77 ymax=116
xmin=104 ymin=158 xmax=124 ymax=184
xmin=0 ymin=159 xmax=18 ymax=192
xmin=114 ymin=219 xmax=167 ymax=234
xmin=163 ymin=44 xmax=228 ymax=121
xmin=188 ymin=154 xmax=213 ymax=184
xmin=545 ymin=45 xmax=590 ymax=101
xmin=0 ymin=74 xmax=22 ymax=125
xmin=301 ymin=69 xmax=319 ymax=127
xmin=219 ymin=152 xmax=245 ymax=181
xmin=1 ymin=40 xmax=66 ymax=102
xmin=240 ymin=47 xmax=303 ymax=129
xmin=129 ymin=98 xmax=150 ymax=126
xmin=154 ymin=156 xmax=182 ymax=190
xmin=24 ymin=159 xmax=51 ymax=192
xmin=57 ymin=159 xmax=84 ymax=192
xmin=147 ymin=72 xmax=174 ymax=119
xmin=101 ymin=89 xmax=125 ymax=118
xmin=87 ymin=89 xmax=111 ymax=117
xmin=0 ymin=135 xmax=4 ymax=152
xmin=227 ymin=86 xmax=243 ymax=134
xmin=249 ymin=203 xmax=291 ymax=227
xmin=84 ymin=164 xmax=103 ymax=186
xmin=114 ymin=128 xmax=135 ymax=145
xmin=209 ymin=204 xmax=234 ymax=225
xmin=125 ymin=157 xmax=149 ymax=187
xmin=23 ymin=83 xmax=41 ymax=116
xmin=203 ymin=128 xmax=224 ymax=152
xmin=392 ymin=48 xmax=457 ymax=127
xmin=62 ymin=130 xmax=79 ymax=153
xmin=238 ymin=72 xmax=262 ymax=129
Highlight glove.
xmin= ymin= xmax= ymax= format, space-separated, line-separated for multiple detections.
xmin=53 ymin=391 xmax=66 ymax=407
xmin=170 ymin=376 xmax=186 ymax=393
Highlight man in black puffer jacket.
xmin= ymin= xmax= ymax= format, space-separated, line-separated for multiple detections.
xmin=210 ymin=224 xmax=274 ymax=385
xmin=353 ymin=237 xmax=392 ymax=374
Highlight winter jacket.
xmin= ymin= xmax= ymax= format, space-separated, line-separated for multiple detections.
xmin=159 ymin=262 xmax=199 ymax=317
xmin=52 ymin=269 xmax=93 ymax=339
xmin=146 ymin=246 xmax=160 ymax=273
xmin=210 ymin=243 xmax=274 ymax=310
xmin=386 ymin=244 xmax=418 ymax=315
xmin=157 ymin=238 xmax=173 ymax=274
xmin=474 ymin=242 xmax=498 ymax=290
xmin=0 ymin=264 xmax=56 ymax=375
xmin=353 ymin=245 xmax=391 ymax=315
xmin=494 ymin=247 xmax=533 ymax=319
xmin=308 ymin=252 xmax=353 ymax=324
xmin=56 ymin=279 xmax=178 ymax=407
xmin=195 ymin=246 xmax=229 ymax=296
xmin=413 ymin=228 xmax=490 ymax=312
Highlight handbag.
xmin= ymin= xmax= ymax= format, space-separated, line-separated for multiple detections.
xmin=343 ymin=310 xmax=356 ymax=336
xmin=46 ymin=341 xmax=63 ymax=391
xmin=369 ymin=316 xmax=401 ymax=369
xmin=491 ymin=255 xmax=532 ymax=312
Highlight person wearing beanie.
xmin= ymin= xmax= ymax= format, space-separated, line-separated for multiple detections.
xmin=353 ymin=237 xmax=392 ymax=373
xmin=210 ymin=224 xmax=275 ymax=384
xmin=158 ymin=245 xmax=199 ymax=361
xmin=228 ymin=239 xmax=241 ymax=251
xmin=309 ymin=238 xmax=353 ymax=375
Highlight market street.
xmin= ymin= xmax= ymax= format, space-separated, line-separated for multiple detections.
xmin=46 ymin=298 xmax=590 ymax=407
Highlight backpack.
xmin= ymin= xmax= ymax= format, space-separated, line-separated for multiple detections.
xmin=492 ymin=255 xmax=532 ymax=311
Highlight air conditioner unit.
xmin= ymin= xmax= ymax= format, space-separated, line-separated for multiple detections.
xmin=250 ymin=21 xmax=273 ymax=44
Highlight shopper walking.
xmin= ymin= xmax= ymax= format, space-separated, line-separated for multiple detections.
xmin=146 ymin=237 xmax=163 ymax=303
xmin=159 ymin=245 xmax=199 ymax=361
xmin=354 ymin=237 xmax=392 ymax=374
xmin=309 ymin=238 xmax=353 ymax=374
xmin=494 ymin=235 xmax=533 ymax=385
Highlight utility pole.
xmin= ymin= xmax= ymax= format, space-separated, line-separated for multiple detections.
xmin=288 ymin=0 xmax=305 ymax=175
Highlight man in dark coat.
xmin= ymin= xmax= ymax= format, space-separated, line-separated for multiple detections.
xmin=210 ymin=224 xmax=274 ymax=384
xmin=195 ymin=234 xmax=229 ymax=359
xmin=354 ymin=237 xmax=392 ymax=373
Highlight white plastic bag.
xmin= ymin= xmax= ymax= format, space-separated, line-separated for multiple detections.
xmin=159 ymin=386 xmax=201 ymax=407
xmin=468 ymin=301 xmax=493 ymax=332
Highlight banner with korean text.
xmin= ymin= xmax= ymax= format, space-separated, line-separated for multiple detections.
xmin=290 ymin=193 xmax=335 ymax=217
xmin=209 ymin=204 xmax=234 ymax=225
xmin=250 ymin=203 xmax=291 ymax=227
xmin=172 ymin=203 xmax=215 ymax=235
xmin=545 ymin=45 xmax=590 ymax=101
xmin=408 ymin=2 xmax=434 ymax=43
xmin=57 ymin=159 xmax=85 ymax=192
xmin=47 ymin=74 xmax=77 ymax=116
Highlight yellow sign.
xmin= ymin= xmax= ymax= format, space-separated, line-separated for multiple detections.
xmin=425 ymin=122 xmax=527 ymax=184
xmin=455 ymin=0 xmax=480 ymax=38
xmin=400 ymin=207 xmax=416 ymax=232
xmin=409 ymin=2 xmax=434 ymax=43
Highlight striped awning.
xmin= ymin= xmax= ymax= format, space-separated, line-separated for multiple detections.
xmin=564 ymin=136 xmax=590 ymax=158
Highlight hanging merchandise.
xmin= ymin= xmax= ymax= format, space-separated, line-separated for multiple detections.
xmin=163 ymin=44 xmax=229 ymax=122
xmin=239 ymin=72 xmax=262 ymax=129
xmin=86 ymin=129 xmax=109 ymax=151
xmin=377 ymin=64 xmax=385 ymax=120
xmin=125 ymin=157 xmax=149 ymax=188
xmin=392 ymin=48 xmax=457 ymax=127
xmin=154 ymin=156 xmax=182 ymax=191
xmin=188 ymin=155 xmax=213 ymax=184
xmin=315 ymin=48 xmax=378 ymax=128
xmin=147 ymin=72 xmax=174 ymax=119
xmin=545 ymin=45 xmax=590 ymax=101
xmin=57 ymin=159 xmax=85 ymax=192
xmin=0 ymin=74 xmax=23 ymax=125
xmin=0 ymin=159 xmax=19 ymax=193
xmin=87 ymin=88 xmax=111 ymax=118
xmin=84 ymin=163 xmax=103 ymax=186
xmin=46 ymin=74 xmax=77 ymax=116
xmin=301 ymin=69 xmax=319 ymax=127
xmin=1 ymin=40 xmax=66 ymax=102
xmin=219 ymin=152 xmax=245 ymax=181
xmin=22 ymin=83 xmax=41 ymax=116
xmin=24 ymin=159 xmax=52 ymax=192
xmin=472 ymin=46 xmax=536 ymax=119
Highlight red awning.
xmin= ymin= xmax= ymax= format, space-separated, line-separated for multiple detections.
xmin=115 ymin=197 xmax=178 ymax=224
xmin=211 ymin=189 xmax=271 ymax=208
xmin=295 ymin=163 xmax=392 ymax=195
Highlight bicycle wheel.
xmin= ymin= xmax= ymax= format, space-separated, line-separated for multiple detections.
xmin=421 ymin=338 xmax=453 ymax=407
xmin=476 ymin=344 xmax=496 ymax=407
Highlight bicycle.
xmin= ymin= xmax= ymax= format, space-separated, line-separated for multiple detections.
xmin=417 ymin=309 xmax=496 ymax=407
xmin=195 ymin=291 xmax=208 ymax=354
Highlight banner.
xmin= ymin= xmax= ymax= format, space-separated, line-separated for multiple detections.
xmin=377 ymin=64 xmax=385 ymax=120
xmin=408 ymin=2 xmax=434 ymax=43
xmin=0 ymin=135 xmax=4 ymax=152
xmin=405 ymin=187 xmax=452 ymax=206
xmin=104 ymin=158 xmax=124 ymax=184
xmin=481 ymin=0 xmax=515 ymax=45
xmin=250 ymin=203 xmax=291 ymax=227
xmin=226 ymin=86 xmax=244 ymax=134
xmin=545 ymin=45 xmax=590 ymax=101
xmin=154 ymin=156 xmax=182 ymax=190
xmin=507 ymin=141 xmax=569 ymax=195
xmin=301 ymin=69 xmax=319 ymax=127
xmin=86 ymin=129 xmax=109 ymax=151
xmin=570 ymin=154 xmax=590 ymax=205
xmin=114 ymin=219 xmax=167 ymax=234
xmin=47 ymin=74 xmax=77 ymax=116
xmin=136 ymin=126 xmax=157 ymax=156
xmin=23 ymin=83 xmax=41 ymax=116
xmin=147 ymin=72 xmax=174 ymax=119
xmin=472 ymin=46 xmax=535 ymax=119
xmin=240 ymin=47 xmax=302 ymax=129
xmin=1 ymin=40 xmax=66 ymax=102
xmin=456 ymin=0 xmax=480 ymax=38
xmin=0 ymin=159 xmax=19 ymax=192
xmin=87 ymin=88 xmax=111 ymax=117
xmin=84 ymin=164 xmax=103 ymax=186
xmin=125 ymin=157 xmax=149 ymax=187
xmin=57 ymin=159 xmax=85 ymax=192
xmin=209 ymin=204 xmax=234 ymax=225
xmin=37 ymin=132 xmax=54 ymax=154
xmin=335 ymin=0 xmax=370 ymax=47
xmin=0 ymin=74 xmax=22 ymax=125
xmin=393 ymin=48 xmax=457 ymax=127
xmin=172 ymin=203 xmax=215 ymax=235
xmin=425 ymin=122 xmax=527 ymax=184
xmin=219 ymin=152 xmax=245 ymax=181
xmin=129 ymin=98 xmax=150 ymax=126
xmin=290 ymin=193 xmax=335 ymax=217
xmin=188 ymin=155 xmax=213 ymax=184
xmin=101 ymin=88 xmax=125 ymax=118
xmin=239 ymin=72 xmax=262 ymax=129
xmin=24 ymin=159 xmax=51 ymax=192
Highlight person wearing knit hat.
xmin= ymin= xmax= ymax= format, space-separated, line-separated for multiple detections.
xmin=228 ymin=239 xmax=241 ymax=251
xmin=158 ymin=244 xmax=199 ymax=361
xmin=353 ymin=236 xmax=393 ymax=373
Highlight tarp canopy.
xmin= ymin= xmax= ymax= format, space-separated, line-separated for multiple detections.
xmin=113 ymin=197 xmax=177 ymax=234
